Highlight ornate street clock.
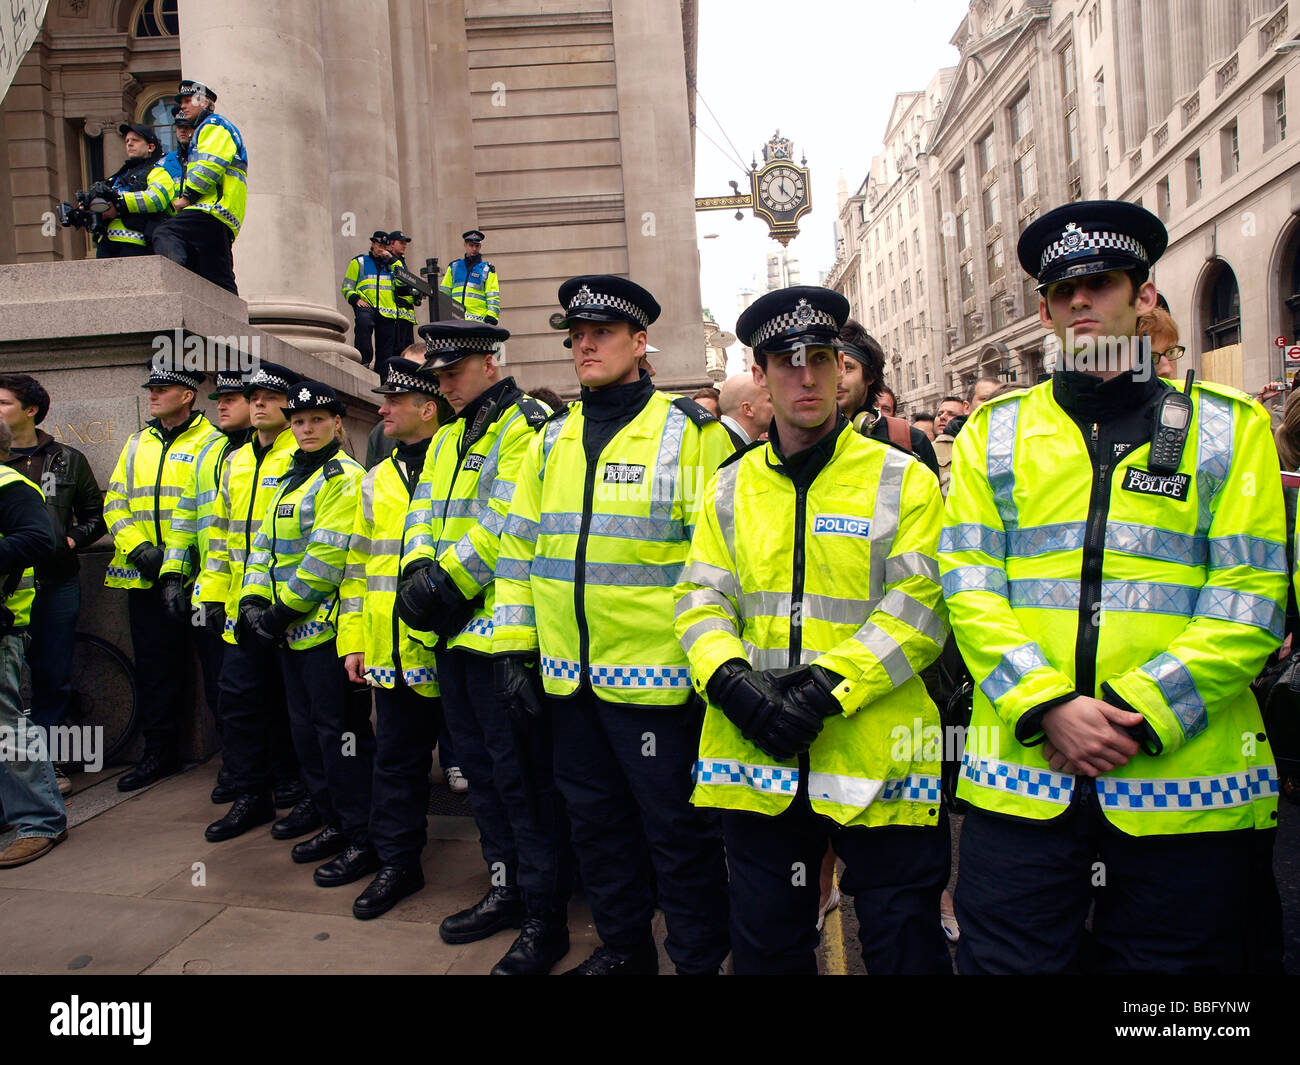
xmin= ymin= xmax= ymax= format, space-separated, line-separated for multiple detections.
xmin=695 ymin=131 xmax=813 ymax=246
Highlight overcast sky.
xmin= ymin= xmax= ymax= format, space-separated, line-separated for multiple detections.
xmin=693 ymin=0 xmax=973 ymax=372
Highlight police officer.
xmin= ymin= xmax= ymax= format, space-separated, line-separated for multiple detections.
xmin=439 ymin=230 xmax=500 ymax=324
xmin=493 ymin=276 xmax=732 ymax=975
xmin=159 ymin=369 xmax=254 ymax=801
xmin=338 ymin=358 xmax=443 ymax=919
xmin=203 ymin=362 xmax=308 ymax=841
xmin=385 ymin=231 xmax=419 ymax=353
xmin=104 ymin=362 xmax=221 ymax=791
xmin=342 ymin=231 xmax=401 ymax=374
xmin=940 ymin=200 xmax=1288 ymax=973
xmin=240 ymin=382 xmax=375 ymax=887
xmin=96 ymin=125 xmax=174 ymax=258
xmin=152 ymin=80 xmax=246 ymax=294
xmin=676 ymin=286 xmax=952 ymax=974
xmin=395 ymin=321 xmax=568 ymax=975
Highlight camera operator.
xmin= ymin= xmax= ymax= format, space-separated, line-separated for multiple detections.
xmin=60 ymin=125 xmax=162 ymax=258
xmin=105 ymin=123 xmax=184 ymax=255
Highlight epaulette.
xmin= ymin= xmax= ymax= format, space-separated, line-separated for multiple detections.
xmin=719 ymin=438 xmax=762 ymax=468
xmin=673 ymin=396 xmax=718 ymax=428
xmin=543 ymin=405 xmax=570 ymax=425
xmin=515 ymin=395 xmax=550 ymax=429
xmin=1192 ymin=378 xmax=1255 ymax=406
xmin=322 ymin=458 xmax=344 ymax=479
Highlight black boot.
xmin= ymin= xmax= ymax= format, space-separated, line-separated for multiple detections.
xmin=211 ymin=765 xmax=237 ymax=804
xmin=270 ymin=798 xmax=322 ymax=840
xmin=352 ymin=864 xmax=425 ymax=920
xmin=273 ymin=778 xmax=307 ymax=809
xmin=490 ymin=911 xmax=570 ymax=975
xmin=118 ymin=751 xmax=181 ymax=792
xmin=564 ymin=942 xmax=658 ymax=975
xmin=314 ymin=844 xmax=381 ymax=888
xmin=204 ymin=793 xmax=276 ymax=842
xmin=438 ymin=885 xmax=523 ymax=944
xmin=291 ymin=825 xmax=346 ymax=864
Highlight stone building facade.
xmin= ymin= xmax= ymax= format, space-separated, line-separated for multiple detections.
xmin=0 ymin=0 xmax=708 ymax=392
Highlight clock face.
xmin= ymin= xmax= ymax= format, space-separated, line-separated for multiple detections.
xmin=757 ymin=165 xmax=806 ymax=212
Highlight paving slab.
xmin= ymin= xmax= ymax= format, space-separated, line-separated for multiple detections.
xmin=0 ymin=889 xmax=222 ymax=974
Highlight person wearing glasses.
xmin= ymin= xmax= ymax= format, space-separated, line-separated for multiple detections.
xmin=1136 ymin=304 xmax=1183 ymax=381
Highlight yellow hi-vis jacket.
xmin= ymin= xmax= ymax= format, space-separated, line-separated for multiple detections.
xmin=939 ymin=379 xmax=1287 ymax=836
xmin=338 ymin=446 xmax=439 ymax=695
xmin=493 ymin=392 xmax=734 ymax=705
xmin=161 ymin=430 xmax=245 ymax=607
xmin=401 ymin=381 xmax=549 ymax=655
xmin=0 ymin=467 xmax=44 ymax=629
xmin=104 ymin=411 xmax=221 ymax=589
xmin=242 ymin=447 xmax=364 ymax=651
xmin=199 ymin=428 xmax=298 ymax=643
xmin=676 ymin=422 xmax=949 ymax=827
xmin=181 ymin=113 xmax=247 ymax=238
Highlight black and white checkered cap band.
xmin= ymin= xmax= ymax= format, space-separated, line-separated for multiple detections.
xmin=749 ymin=306 xmax=840 ymax=349
xmin=246 ymin=370 xmax=292 ymax=392
xmin=213 ymin=371 xmax=243 ymax=389
xmin=567 ymin=287 xmax=650 ymax=329
xmin=424 ymin=335 xmax=500 ymax=355
xmin=381 ymin=367 xmax=429 ymax=392
xmin=148 ymin=368 xmax=204 ymax=388
xmin=1040 ymin=229 xmax=1148 ymax=274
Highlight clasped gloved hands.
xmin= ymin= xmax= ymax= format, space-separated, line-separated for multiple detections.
xmin=158 ymin=574 xmax=191 ymax=624
xmin=128 ymin=542 xmax=164 ymax=583
xmin=235 ymin=596 xmax=303 ymax=647
xmin=395 ymin=558 xmax=481 ymax=637
xmin=707 ymin=659 xmax=845 ymax=761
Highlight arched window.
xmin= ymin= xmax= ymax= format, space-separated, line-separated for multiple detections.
xmin=1285 ymin=239 xmax=1300 ymax=343
xmin=132 ymin=0 xmax=178 ymax=37
xmin=137 ymin=94 xmax=178 ymax=154
xmin=1203 ymin=261 xmax=1241 ymax=350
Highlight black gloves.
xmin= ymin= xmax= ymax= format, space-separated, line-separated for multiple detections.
xmin=203 ymin=602 xmax=227 ymax=638
xmin=707 ymin=660 xmax=845 ymax=761
xmin=484 ymin=316 xmax=498 ymax=326
xmin=236 ymin=598 xmax=304 ymax=646
xmin=128 ymin=543 xmax=164 ymax=583
xmin=235 ymin=597 xmax=267 ymax=646
xmin=395 ymin=558 xmax=480 ymax=637
xmin=159 ymin=574 xmax=190 ymax=624
xmin=494 ymin=654 xmax=545 ymax=724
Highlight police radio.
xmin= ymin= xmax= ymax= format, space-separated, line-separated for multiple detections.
xmin=1147 ymin=370 xmax=1194 ymax=475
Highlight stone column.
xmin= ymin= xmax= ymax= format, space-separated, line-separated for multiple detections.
xmin=1116 ymin=0 xmax=1148 ymax=149
xmin=177 ymin=0 xmax=354 ymax=358
xmin=426 ymin=0 xmax=478 ymax=265
xmin=1206 ymin=0 xmax=1243 ymax=62
xmin=321 ymin=0 xmax=401 ymax=336
xmin=1140 ymin=0 xmax=1173 ymax=125
xmin=388 ymin=0 xmax=437 ymax=243
xmin=1170 ymin=0 xmax=1205 ymax=100
xmin=1251 ymin=0 xmax=1279 ymax=19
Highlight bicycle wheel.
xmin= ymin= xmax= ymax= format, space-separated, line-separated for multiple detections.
xmin=65 ymin=632 xmax=138 ymax=766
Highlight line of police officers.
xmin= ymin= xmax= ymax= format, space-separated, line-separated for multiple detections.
xmin=101 ymin=198 xmax=1290 ymax=974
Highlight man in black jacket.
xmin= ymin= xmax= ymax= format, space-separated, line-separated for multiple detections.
xmin=0 ymin=374 xmax=106 ymax=794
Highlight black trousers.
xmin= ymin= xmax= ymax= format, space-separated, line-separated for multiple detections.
xmin=193 ymin=623 xmax=225 ymax=740
xmin=370 ymin=683 xmax=442 ymax=867
xmin=550 ymin=688 xmax=729 ymax=972
xmin=955 ymin=795 xmax=1266 ymax=974
xmin=721 ymin=790 xmax=951 ymax=975
xmin=394 ymin=319 xmax=414 ymax=355
xmin=127 ymin=586 xmax=196 ymax=759
xmin=437 ymin=649 xmax=570 ymax=913
xmin=152 ymin=209 xmax=237 ymax=294
xmin=352 ymin=306 xmax=396 ymax=373
xmin=215 ymin=634 xmax=299 ymax=794
xmin=279 ymin=641 xmax=374 ymax=844
xmin=95 ymin=239 xmax=147 ymax=258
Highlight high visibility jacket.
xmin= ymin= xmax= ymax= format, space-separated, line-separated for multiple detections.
xmin=439 ymin=258 xmax=500 ymax=321
xmin=161 ymin=430 xmax=245 ymax=606
xmin=243 ymin=447 xmax=364 ymax=651
xmin=494 ymin=392 xmax=733 ymax=705
xmin=388 ymin=255 xmax=419 ymax=325
xmin=103 ymin=411 xmax=221 ymax=589
xmin=180 ymin=113 xmax=247 ymax=238
xmin=199 ymin=429 xmax=298 ymax=642
xmin=342 ymin=253 xmax=402 ymax=320
xmin=338 ymin=446 xmax=439 ymax=695
xmin=677 ymin=424 xmax=949 ymax=827
xmin=401 ymin=380 xmax=548 ymax=655
xmin=115 ymin=154 xmax=183 ymax=235
xmin=0 ymin=467 xmax=44 ymax=630
xmin=939 ymin=379 xmax=1287 ymax=836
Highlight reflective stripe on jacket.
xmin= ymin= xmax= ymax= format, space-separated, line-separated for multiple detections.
xmin=181 ymin=113 xmax=247 ymax=237
xmin=0 ymin=467 xmax=43 ymax=629
xmin=161 ymin=432 xmax=238 ymax=605
xmin=342 ymin=254 xmax=400 ymax=319
xmin=439 ymin=258 xmax=500 ymax=320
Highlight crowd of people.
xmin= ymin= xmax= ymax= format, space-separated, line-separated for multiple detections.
xmin=0 ymin=193 xmax=1296 ymax=976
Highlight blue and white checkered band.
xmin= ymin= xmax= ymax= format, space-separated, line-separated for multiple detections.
xmin=382 ymin=367 xmax=426 ymax=392
xmin=246 ymin=369 xmax=291 ymax=392
xmin=749 ymin=301 xmax=841 ymax=349
xmin=424 ymin=335 xmax=499 ymax=355
xmin=566 ymin=287 xmax=650 ymax=328
xmin=1039 ymin=222 xmax=1148 ymax=274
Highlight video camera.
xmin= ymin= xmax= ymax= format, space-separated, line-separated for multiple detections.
xmin=55 ymin=181 xmax=117 ymax=230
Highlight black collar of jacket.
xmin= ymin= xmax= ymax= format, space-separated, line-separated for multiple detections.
xmin=108 ymin=156 xmax=157 ymax=185
xmin=287 ymin=438 xmax=342 ymax=478
xmin=765 ymin=413 xmax=849 ymax=487
xmin=27 ymin=429 xmax=59 ymax=455
xmin=459 ymin=376 xmax=520 ymax=449
xmin=464 ymin=253 xmax=482 ymax=268
xmin=224 ymin=426 xmax=255 ymax=449
xmin=147 ymin=409 xmax=201 ymax=442
xmin=394 ymin=436 xmax=431 ymax=469
xmin=579 ymin=370 xmax=654 ymax=423
xmin=1051 ymin=369 xmax=1167 ymax=423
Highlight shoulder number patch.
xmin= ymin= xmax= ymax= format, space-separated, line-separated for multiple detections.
xmin=1121 ymin=468 xmax=1190 ymax=500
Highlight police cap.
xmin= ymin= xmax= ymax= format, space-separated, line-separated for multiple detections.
xmin=171 ymin=106 xmax=196 ymax=129
xmin=142 ymin=360 xmax=205 ymax=392
xmin=372 ymin=357 xmax=437 ymax=396
xmin=736 ymin=285 xmax=848 ymax=357
xmin=552 ymin=274 xmax=660 ymax=347
xmin=208 ymin=369 xmax=248 ymax=399
xmin=284 ymin=381 xmax=346 ymax=416
xmin=418 ymin=319 xmax=511 ymax=371
xmin=117 ymin=123 xmax=158 ymax=146
xmin=369 ymin=230 xmax=390 ymax=245
xmin=176 ymin=80 xmax=217 ymax=102
xmin=462 ymin=230 xmax=485 ymax=243
xmin=1017 ymin=199 xmax=1167 ymax=291
xmin=242 ymin=361 xmax=301 ymax=397
xmin=387 ymin=230 xmax=411 ymax=243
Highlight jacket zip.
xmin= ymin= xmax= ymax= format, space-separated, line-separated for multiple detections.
xmin=152 ymin=430 xmax=176 ymax=546
xmin=789 ymin=484 xmax=808 ymax=668
xmin=1075 ymin=420 xmax=1115 ymax=697
xmin=392 ymin=454 xmax=415 ymax=682
xmin=574 ymin=444 xmax=598 ymax=684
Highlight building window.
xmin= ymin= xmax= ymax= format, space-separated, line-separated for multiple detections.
xmin=138 ymin=93 xmax=179 ymax=153
xmin=983 ymin=180 xmax=1001 ymax=228
xmin=1187 ymin=151 xmax=1202 ymax=203
xmin=899 ymin=240 xmax=908 ymax=267
xmin=888 ymin=252 xmax=895 ymax=277
xmin=956 ymin=210 xmax=971 ymax=252
xmin=132 ymin=0 xmax=179 ymax=36
xmin=879 ymin=298 xmax=887 ymax=322
xmin=1221 ymin=120 xmax=1240 ymax=179
xmin=1156 ymin=177 xmax=1171 ymax=221
xmin=991 ymin=297 xmax=1008 ymax=331
xmin=952 ymin=162 xmax=968 ymax=203
xmin=1014 ymin=150 xmax=1037 ymax=201
xmin=1064 ymin=107 xmax=1079 ymax=165
xmin=885 ymin=214 xmax=893 ymax=239
xmin=904 ymin=318 xmax=914 ymax=348
xmin=914 ymin=229 xmax=921 ymax=257
xmin=1203 ymin=261 xmax=1241 ymax=349
xmin=902 ymin=279 xmax=912 ymax=306
xmin=891 ymin=290 xmax=898 ymax=314
xmin=959 ymin=259 xmax=975 ymax=301
xmin=976 ymin=128 xmax=996 ymax=176
xmin=986 ymin=237 xmax=1005 ymax=282
xmin=916 ymin=269 xmax=924 ymax=297
xmin=1088 ymin=1 xmax=1102 ymax=43
xmin=908 ymin=187 xmax=919 ymax=215
xmin=1060 ymin=41 xmax=1076 ymax=97
xmin=1010 ymin=91 xmax=1033 ymax=144
xmin=897 ymin=204 xmax=904 ymax=230
xmin=1093 ymin=72 xmax=1106 ymax=128
xmin=1266 ymin=82 xmax=1287 ymax=150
